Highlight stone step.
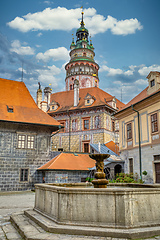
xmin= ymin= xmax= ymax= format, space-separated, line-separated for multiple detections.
xmin=10 ymin=209 xmax=160 ymax=239
xmin=1 ymin=222 xmax=23 ymax=240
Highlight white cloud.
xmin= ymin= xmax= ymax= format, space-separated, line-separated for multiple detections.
xmin=99 ymin=65 xmax=133 ymax=76
xmin=35 ymin=65 xmax=62 ymax=88
xmin=10 ymin=40 xmax=34 ymax=55
xmin=111 ymin=18 xmax=143 ymax=35
xmin=135 ymin=79 xmax=148 ymax=85
xmin=44 ymin=1 xmax=51 ymax=4
xmin=138 ymin=64 xmax=160 ymax=76
xmin=7 ymin=7 xmax=143 ymax=36
xmin=37 ymin=32 xmax=42 ymax=37
xmin=36 ymin=47 xmax=69 ymax=62
xmin=17 ymin=67 xmax=27 ymax=74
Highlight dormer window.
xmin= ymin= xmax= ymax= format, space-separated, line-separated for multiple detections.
xmin=84 ymin=93 xmax=95 ymax=106
xmin=150 ymin=79 xmax=155 ymax=87
xmin=7 ymin=105 xmax=14 ymax=113
xmin=50 ymin=100 xmax=59 ymax=111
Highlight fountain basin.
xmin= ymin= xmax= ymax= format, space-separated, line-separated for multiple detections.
xmin=34 ymin=183 xmax=160 ymax=229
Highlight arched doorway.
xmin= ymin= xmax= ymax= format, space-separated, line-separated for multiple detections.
xmin=114 ymin=164 xmax=122 ymax=177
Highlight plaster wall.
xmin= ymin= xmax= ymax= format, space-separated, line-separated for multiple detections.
xmin=119 ymin=101 xmax=160 ymax=150
xmin=120 ymin=144 xmax=160 ymax=183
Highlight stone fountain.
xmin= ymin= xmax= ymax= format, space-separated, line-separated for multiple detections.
xmin=89 ymin=153 xmax=110 ymax=188
xmin=10 ymin=153 xmax=160 ymax=239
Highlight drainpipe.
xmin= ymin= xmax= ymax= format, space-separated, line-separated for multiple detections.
xmin=131 ymin=105 xmax=142 ymax=180
xmin=67 ymin=110 xmax=71 ymax=152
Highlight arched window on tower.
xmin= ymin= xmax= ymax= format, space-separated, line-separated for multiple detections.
xmin=83 ymin=52 xmax=86 ymax=56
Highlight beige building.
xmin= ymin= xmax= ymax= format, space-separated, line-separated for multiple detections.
xmin=115 ymin=71 xmax=160 ymax=183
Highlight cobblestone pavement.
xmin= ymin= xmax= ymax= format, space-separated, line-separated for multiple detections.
xmin=0 ymin=191 xmax=160 ymax=240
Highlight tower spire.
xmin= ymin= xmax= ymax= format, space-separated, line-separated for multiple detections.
xmin=80 ymin=6 xmax=84 ymax=28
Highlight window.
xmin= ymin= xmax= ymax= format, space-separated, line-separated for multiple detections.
xmin=70 ymin=85 xmax=73 ymax=90
xmin=127 ymin=123 xmax=132 ymax=140
xmin=154 ymin=155 xmax=160 ymax=161
xmin=129 ymin=158 xmax=133 ymax=173
xmin=87 ymin=99 xmax=90 ymax=104
xmin=150 ymin=79 xmax=155 ymax=87
xmin=83 ymin=119 xmax=90 ymax=130
xmin=65 ymin=120 xmax=69 ymax=132
xmin=17 ymin=134 xmax=35 ymax=149
xmin=7 ymin=105 xmax=14 ymax=113
xmin=18 ymin=135 xmax=25 ymax=148
xmin=94 ymin=116 xmax=101 ymax=129
xmin=112 ymin=120 xmax=115 ymax=132
xmin=52 ymin=106 xmax=54 ymax=110
xmin=84 ymin=143 xmax=89 ymax=153
xmin=20 ymin=169 xmax=29 ymax=182
xmin=72 ymin=119 xmax=77 ymax=132
xmin=27 ymin=136 xmax=34 ymax=149
xmin=59 ymin=121 xmax=65 ymax=132
xmin=151 ymin=113 xmax=158 ymax=133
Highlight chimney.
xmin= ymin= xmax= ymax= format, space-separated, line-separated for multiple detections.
xmin=36 ymin=82 xmax=42 ymax=109
xmin=74 ymin=79 xmax=79 ymax=107
xmin=44 ymin=87 xmax=52 ymax=108
xmin=40 ymin=101 xmax=48 ymax=112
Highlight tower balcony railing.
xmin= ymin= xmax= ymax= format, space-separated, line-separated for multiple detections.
xmin=66 ymin=71 xmax=99 ymax=78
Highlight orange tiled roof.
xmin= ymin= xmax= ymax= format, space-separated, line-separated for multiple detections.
xmin=38 ymin=152 xmax=96 ymax=170
xmin=120 ymin=86 xmax=160 ymax=111
xmin=105 ymin=141 xmax=119 ymax=155
xmin=0 ymin=78 xmax=61 ymax=128
xmin=121 ymin=87 xmax=148 ymax=110
xmin=48 ymin=87 xmax=125 ymax=113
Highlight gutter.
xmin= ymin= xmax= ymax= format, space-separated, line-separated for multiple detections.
xmin=0 ymin=119 xmax=61 ymax=129
xmin=51 ymin=125 xmax=62 ymax=137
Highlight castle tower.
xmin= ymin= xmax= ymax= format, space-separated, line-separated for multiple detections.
xmin=65 ymin=10 xmax=99 ymax=91
xmin=36 ymin=82 xmax=42 ymax=109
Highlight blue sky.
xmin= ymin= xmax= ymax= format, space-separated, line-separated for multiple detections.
xmin=0 ymin=0 xmax=160 ymax=103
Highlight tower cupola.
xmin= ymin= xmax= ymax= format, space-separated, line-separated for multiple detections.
xmin=65 ymin=10 xmax=99 ymax=91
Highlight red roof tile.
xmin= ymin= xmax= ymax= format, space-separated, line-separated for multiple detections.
xmin=48 ymin=87 xmax=125 ymax=113
xmin=38 ymin=152 xmax=96 ymax=170
xmin=120 ymin=87 xmax=160 ymax=111
xmin=105 ymin=141 xmax=119 ymax=155
xmin=0 ymin=78 xmax=61 ymax=129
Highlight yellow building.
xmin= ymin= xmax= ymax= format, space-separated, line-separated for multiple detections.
xmin=115 ymin=71 xmax=160 ymax=183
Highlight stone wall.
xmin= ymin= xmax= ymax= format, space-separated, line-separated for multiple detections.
xmin=35 ymin=184 xmax=160 ymax=230
xmin=0 ymin=122 xmax=54 ymax=191
xmin=38 ymin=170 xmax=89 ymax=184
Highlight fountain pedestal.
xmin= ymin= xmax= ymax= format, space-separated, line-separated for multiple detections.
xmin=89 ymin=154 xmax=110 ymax=188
